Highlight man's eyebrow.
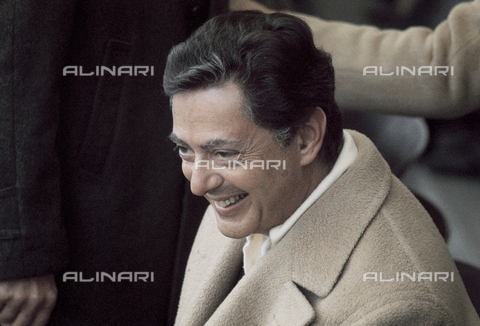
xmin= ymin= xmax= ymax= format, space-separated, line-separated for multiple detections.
xmin=169 ymin=133 xmax=242 ymax=149
xmin=201 ymin=139 xmax=242 ymax=149
xmin=168 ymin=133 xmax=188 ymax=147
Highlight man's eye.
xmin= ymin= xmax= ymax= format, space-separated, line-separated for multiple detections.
xmin=217 ymin=152 xmax=230 ymax=158
xmin=216 ymin=151 xmax=236 ymax=158
xmin=174 ymin=145 xmax=190 ymax=155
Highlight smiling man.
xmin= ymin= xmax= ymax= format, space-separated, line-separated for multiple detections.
xmin=169 ymin=82 xmax=330 ymax=239
xmin=163 ymin=11 xmax=479 ymax=326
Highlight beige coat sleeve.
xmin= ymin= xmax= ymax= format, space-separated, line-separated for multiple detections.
xmin=230 ymin=0 xmax=480 ymax=118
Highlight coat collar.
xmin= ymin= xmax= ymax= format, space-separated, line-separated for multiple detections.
xmin=239 ymin=130 xmax=392 ymax=297
xmin=176 ymin=131 xmax=392 ymax=325
xmin=278 ymin=130 xmax=392 ymax=297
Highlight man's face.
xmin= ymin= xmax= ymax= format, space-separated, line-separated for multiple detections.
xmin=170 ymin=82 xmax=313 ymax=239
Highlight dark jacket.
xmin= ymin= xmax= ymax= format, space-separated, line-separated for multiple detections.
xmin=0 ymin=0 xmax=226 ymax=324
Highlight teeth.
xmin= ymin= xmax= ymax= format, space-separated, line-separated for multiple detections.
xmin=217 ymin=194 xmax=247 ymax=208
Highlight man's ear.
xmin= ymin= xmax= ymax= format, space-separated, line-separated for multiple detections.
xmin=295 ymin=107 xmax=326 ymax=166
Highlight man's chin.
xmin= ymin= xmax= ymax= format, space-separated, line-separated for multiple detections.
xmin=214 ymin=213 xmax=256 ymax=239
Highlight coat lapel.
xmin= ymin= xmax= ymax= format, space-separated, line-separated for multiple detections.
xmin=175 ymin=206 xmax=245 ymax=326
xmin=177 ymin=207 xmax=317 ymax=326
xmin=207 ymin=277 xmax=316 ymax=326
xmin=286 ymin=130 xmax=393 ymax=297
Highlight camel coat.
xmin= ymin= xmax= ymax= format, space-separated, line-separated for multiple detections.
xmin=175 ymin=131 xmax=480 ymax=325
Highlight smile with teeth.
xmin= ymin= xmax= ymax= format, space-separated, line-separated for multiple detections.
xmin=216 ymin=194 xmax=248 ymax=208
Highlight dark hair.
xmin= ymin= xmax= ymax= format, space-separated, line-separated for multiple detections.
xmin=163 ymin=11 xmax=343 ymax=166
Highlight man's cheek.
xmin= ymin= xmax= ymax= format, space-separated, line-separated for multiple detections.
xmin=182 ymin=163 xmax=193 ymax=181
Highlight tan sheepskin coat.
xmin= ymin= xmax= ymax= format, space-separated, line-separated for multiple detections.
xmin=175 ymin=131 xmax=480 ymax=325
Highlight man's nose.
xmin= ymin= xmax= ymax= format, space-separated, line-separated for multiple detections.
xmin=188 ymin=160 xmax=223 ymax=196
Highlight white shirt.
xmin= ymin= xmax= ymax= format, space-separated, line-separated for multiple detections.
xmin=243 ymin=130 xmax=358 ymax=273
